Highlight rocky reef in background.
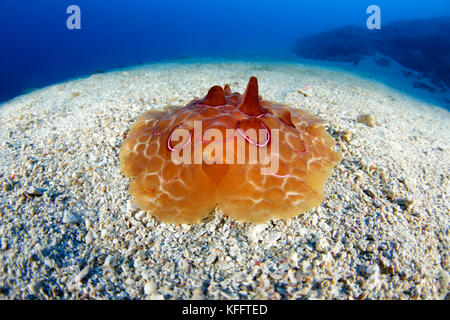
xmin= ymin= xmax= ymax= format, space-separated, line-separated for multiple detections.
xmin=294 ymin=17 xmax=450 ymax=92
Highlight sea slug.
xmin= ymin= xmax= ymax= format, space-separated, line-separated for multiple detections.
xmin=120 ymin=77 xmax=342 ymax=223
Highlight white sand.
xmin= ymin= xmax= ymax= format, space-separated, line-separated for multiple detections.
xmin=0 ymin=60 xmax=448 ymax=299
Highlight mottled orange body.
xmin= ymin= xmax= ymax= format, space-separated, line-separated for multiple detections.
xmin=120 ymin=77 xmax=342 ymax=223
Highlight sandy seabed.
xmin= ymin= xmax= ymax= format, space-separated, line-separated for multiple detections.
xmin=0 ymin=60 xmax=448 ymax=299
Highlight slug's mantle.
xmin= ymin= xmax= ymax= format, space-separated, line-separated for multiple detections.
xmin=119 ymin=77 xmax=342 ymax=223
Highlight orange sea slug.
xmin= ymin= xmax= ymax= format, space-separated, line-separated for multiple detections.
xmin=119 ymin=77 xmax=342 ymax=223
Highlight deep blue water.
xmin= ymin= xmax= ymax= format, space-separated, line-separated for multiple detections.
xmin=1 ymin=0 xmax=449 ymax=104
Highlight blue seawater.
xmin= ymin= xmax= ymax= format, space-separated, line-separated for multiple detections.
xmin=0 ymin=0 xmax=449 ymax=104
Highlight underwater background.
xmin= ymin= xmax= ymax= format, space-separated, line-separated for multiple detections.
xmin=1 ymin=0 xmax=449 ymax=105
